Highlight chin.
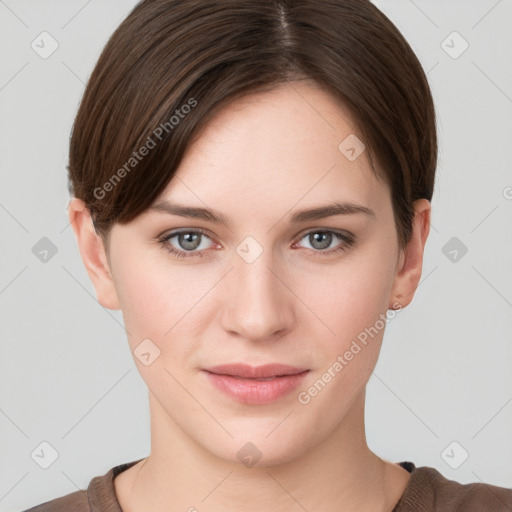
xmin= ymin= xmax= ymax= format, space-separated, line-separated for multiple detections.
xmin=197 ymin=426 xmax=311 ymax=469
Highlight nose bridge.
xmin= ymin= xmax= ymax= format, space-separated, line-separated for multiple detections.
xmin=221 ymin=235 xmax=292 ymax=339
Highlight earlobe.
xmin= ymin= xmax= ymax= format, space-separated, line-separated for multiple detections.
xmin=67 ymin=198 xmax=121 ymax=310
xmin=389 ymin=199 xmax=431 ymax=310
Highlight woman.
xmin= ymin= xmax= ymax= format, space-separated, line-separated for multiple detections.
xmin=25 ymin=0 xmax=512 ymax=510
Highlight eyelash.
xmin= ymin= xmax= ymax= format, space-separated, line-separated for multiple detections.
xmin=157 ymin=228 xmax=356 ymax=259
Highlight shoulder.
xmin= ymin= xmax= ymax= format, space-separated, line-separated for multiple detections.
xmin=21 ymin=458 xmax=144 ymax=512
xmin=21 ymin=490 xmax=89 ymax=512
xmin=399 ymin=464 xmax=512 ymax=511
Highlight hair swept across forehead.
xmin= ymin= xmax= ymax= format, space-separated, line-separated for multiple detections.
xmin=67 ymin=0 xmax=437 ymax=251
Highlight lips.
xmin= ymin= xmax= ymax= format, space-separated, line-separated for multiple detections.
xmin=202 ymin=364 xmax=310 ymax=405
xmin=202 ymin=363 xmax=309 ymax=379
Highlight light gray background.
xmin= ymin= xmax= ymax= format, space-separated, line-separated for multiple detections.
xmin=1 ymin=0 xmax=511 ymax=510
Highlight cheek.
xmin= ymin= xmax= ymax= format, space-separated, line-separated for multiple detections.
xmin=113 ymin=257 xmax=216 ymax=357
xmin=293 ymin=257 xmax=397 ymax=415
xmin=295 ymin=247 xmax=397 ymax=356
xmin=112 ymin=257 xmax=178 ymax=344
xmin=113 ymin=266 xmax=195 ymax=389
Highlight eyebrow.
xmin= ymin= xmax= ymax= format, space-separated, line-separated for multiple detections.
xmin=147 ymin=200 xmax=375 ymax=225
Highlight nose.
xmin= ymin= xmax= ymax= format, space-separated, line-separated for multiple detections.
xmin=219 ymin=244 xmax=295 ymax=342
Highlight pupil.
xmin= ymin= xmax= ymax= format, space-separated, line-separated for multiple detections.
xmin=312 ymin=232 xmax=331 ymax=250
xmin=181 ymin=233 xmax=199 ymax=250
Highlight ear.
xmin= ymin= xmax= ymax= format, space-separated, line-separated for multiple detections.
xmin=67 ymin=198 xmax=121 ymax=310
xmin=389 ymin=198 xmax=431 ymax=309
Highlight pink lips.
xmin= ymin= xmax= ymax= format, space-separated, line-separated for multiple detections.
xmin=202 ymin=363 xmax=310 ymax=405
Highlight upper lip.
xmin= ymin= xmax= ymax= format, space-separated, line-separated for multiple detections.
xmin=203 ymin=363 xmax=309 ymax=379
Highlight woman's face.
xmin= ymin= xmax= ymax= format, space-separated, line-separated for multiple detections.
xmin=98 ymin=80 xmax=418 ymax=466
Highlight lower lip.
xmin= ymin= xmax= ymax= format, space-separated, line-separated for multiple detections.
xmin=202 ymin=370 xmax=309 ymax=405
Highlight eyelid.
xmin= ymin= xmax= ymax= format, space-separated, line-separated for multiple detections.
xmin=294 ymin=226 xmax=354 ymax=242
xmin=159 ymin=226 xmax=212 ymax=239
xmin=160 ymin=227 xmax=217 ymax=249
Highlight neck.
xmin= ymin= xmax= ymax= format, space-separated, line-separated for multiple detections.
xmin=120 ymin=390 xmax=404 ymax=512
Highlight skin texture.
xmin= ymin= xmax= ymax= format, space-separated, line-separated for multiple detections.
xmin=69 ymin=80 xmax=430 ymax=512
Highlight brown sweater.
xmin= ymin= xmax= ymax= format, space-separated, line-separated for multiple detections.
xmin=22 ymin=459 xmax=512 ymax=511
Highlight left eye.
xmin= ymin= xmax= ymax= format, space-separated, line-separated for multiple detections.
xmin=158 ymin=229 xmax=354 ymax=259
xmin=159 ymin=229 xmax=214 ymax=258
xmin=297 ymin=231 xmax=350 ymax=251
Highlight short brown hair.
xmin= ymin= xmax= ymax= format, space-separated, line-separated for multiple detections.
xmin=67 ymin=0 xmax=437 ymax=252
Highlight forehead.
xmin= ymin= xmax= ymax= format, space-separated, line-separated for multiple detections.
xmin=154 ymin=81 xmax=390 ymax=226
